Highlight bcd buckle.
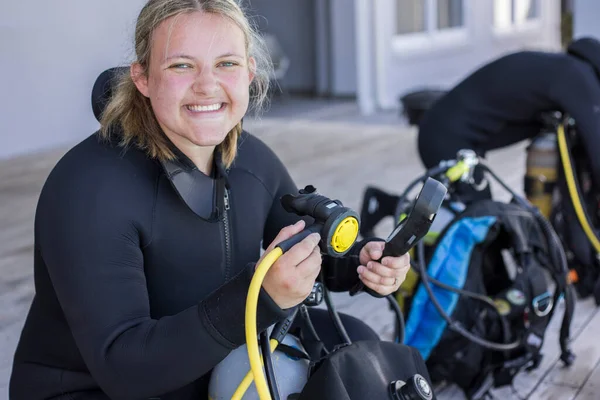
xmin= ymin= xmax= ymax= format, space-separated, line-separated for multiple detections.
xmin=532 ymin=292 xmax=553 ymax=317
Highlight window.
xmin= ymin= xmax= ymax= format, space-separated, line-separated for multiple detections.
xmin=396 ymin=0 xmax=425 ymax=35
xmin=494 ymin=0 xmax=540 ymax=30
xmin=437 ymin=0 xmax=464 ymax=29
xmin=396 ymin=0 xmax=464 ymax=36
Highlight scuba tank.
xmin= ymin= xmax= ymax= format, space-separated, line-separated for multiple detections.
xmin=524 ymin=133 xmax=559 ymax=218
xmin=208 ymin=332 xmax=310 ymax=399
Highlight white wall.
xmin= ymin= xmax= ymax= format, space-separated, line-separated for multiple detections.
xmin=330 ymin=0 xmax=358 ymax=96
xmin=368 ymin=0 xmax=561 ymax=110
xmin=573 ymin=0 xmax=600 ymax=39
xmin=0 ymin=0 xmax=147 ymax=160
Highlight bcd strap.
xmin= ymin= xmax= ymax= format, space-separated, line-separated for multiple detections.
xmin=490 ymin=262 xmax=550 ymax=380
xmin=276 ymin=342 xmax=311 ymax=361
xmin=523 ymin=263 xmax=553 ymax=365
xmin=559 ymin=281 xmax=576 ymax=365
xmin=500 ymin=203 xmax=575 ymax=366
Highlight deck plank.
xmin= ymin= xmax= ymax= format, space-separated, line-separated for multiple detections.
xmin=573 ymin=356 xmax=600 ymax=399
xmin=529 ymin=306 xmax=600 ymax=396
xmin=512 ymin=298 xmax=599 ymax=397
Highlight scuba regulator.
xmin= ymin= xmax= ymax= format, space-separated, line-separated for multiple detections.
xmin=278 ymin=185 xmax=360 ymax=256
xmin=237 ymin=186 xmax=360 ymax=400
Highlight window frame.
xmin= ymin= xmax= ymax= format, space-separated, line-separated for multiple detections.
xmin=492 ymin=0 xmax=542 ymax=36
xmin=392 ymin=0 xmax=469 ymax=56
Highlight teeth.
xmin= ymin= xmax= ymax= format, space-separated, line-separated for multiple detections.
xmin=187 ymin=103 xmax=222 ymax=112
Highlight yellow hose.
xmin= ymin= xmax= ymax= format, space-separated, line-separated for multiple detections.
xmin=231 ymin=338 xmax=279 ymax=400
xmin=238 ymin=247 xmax=284 ymax=400
xmin=556 ymin=124 xmax=600 ymax=254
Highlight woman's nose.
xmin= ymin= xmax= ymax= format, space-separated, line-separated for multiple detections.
xmin=192 ymin=67 xmax=219 ymax=95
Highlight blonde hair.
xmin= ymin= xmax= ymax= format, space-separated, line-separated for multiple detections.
xmin=99 ymin=0 xmax=273 ymax=167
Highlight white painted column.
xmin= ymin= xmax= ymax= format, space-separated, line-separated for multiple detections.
xmin=315 ymin=0 xmax=331 ymax=96
xmin=354 ymin=0 xmax=376 ymax=115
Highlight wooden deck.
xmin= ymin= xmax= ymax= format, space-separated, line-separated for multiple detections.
xmin=1 ymin=114 xmax=599 ymax=399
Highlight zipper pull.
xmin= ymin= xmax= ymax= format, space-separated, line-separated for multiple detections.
xmin=224 ymin=190 xmax=230 ymax=210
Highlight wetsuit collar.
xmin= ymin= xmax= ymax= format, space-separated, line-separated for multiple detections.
xmin=161 ymin=139 xmax=230 ymax=223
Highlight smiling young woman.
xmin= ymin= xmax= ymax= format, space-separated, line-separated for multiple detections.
xmin=9 ymin=1 xmax=410 ymax=399
xmin=100 ymin=0 xmax=270 ymax=175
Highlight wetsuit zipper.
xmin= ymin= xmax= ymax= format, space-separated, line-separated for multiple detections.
xmin=223 ymin=189 xmax=232 ymax=281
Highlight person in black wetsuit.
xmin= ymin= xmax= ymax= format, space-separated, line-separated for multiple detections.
xmin=417 ymin=37 xmax=600 ymax=202
xmin=359 ymin=38 xmax=600 ymax=236
xmin=9 ymin=1 xmax=411 ymax=399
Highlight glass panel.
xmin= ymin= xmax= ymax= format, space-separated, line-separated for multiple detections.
xmin=493 ymin=0 xmax=513 ymax=28
xmin=437 ymin=0 xmax=463 ymax=29
xmin=396 ymin=0 xmax=426 ymax=34
xmin=514 ymin=0 xmax=539 ymax=24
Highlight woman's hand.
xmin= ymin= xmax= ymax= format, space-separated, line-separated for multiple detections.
xmin=260 ymin=220 xmax=322 ymax=309
xmin=357 ymin=241 xmax=410 ymax=296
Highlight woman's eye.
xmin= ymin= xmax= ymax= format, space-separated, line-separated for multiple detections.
xmin=218 ymin=61 xmax=238 ymax=68
xmin=171 ymin=63 xmax=192 ymax=69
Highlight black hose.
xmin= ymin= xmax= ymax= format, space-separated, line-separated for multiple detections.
xmin=299 ymin=305 xmax=329 ymax=355
xmin=397 ymin=165 xmax=451 ymax=204
xmin=299 ymin=305 xmax=322 ymax=342
xmin=321 ymin=275 xmax=352 ymax=345
xmin=259 ymin=330 xmax=280 ymax=400
xmin=416 ymin=240 xmax=521 ymax=351
xmin=410 ymin=261 xmax=499 ymax=308
xmin=386 ymin=294 xmax=405 ymax=343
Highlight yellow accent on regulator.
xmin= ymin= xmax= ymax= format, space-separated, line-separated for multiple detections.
xmin=331 ymin=216 xmax=360 ymax=253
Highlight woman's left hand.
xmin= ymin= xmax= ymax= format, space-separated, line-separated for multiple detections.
xmin=357 ymin=241 xmax=410 ymax=296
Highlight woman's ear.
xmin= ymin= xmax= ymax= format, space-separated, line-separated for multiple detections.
xmin=131 ymin=63 xmax=150 ymax=98
xmin=248 ymin=56 xmax=256 ymax=83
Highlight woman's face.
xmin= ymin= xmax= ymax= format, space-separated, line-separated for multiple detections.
xmin=133 ymin=11 xmax=254 ymax=151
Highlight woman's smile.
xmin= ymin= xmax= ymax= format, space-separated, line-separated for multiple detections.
xmin=185 ymin=102 xmax=226 ymax=117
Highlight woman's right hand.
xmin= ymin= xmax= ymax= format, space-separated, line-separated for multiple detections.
xmin=259 ymin=220 xmax=322 ymax=309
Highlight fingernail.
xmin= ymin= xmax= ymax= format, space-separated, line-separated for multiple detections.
xmin=310 ymin=233 xmax=321 ymax=244
xmin=295 ymin=220 xmax=304 ymax=227
xmin=357 ymin=266 xmax=364 ymax=274
xmin=366 ymin=262 xmax=372 ymax=269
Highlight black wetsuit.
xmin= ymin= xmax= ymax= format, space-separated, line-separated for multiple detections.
xmin=418 ymin=40 xmax=600 ymax=190
xmin=9 ymin=131 xmax=374 ymax=400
